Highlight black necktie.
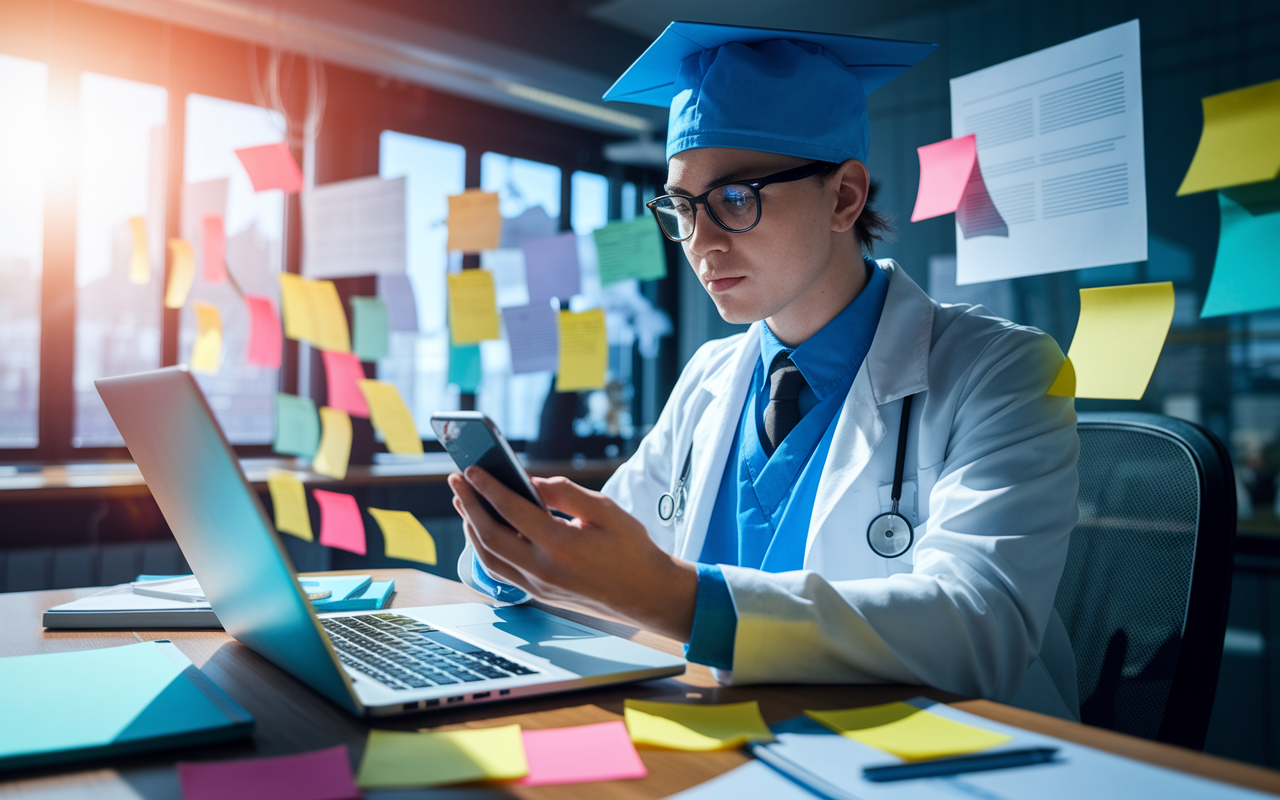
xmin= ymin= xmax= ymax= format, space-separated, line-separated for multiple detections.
xmin=763 ymin=354 xmax=807 ymax=457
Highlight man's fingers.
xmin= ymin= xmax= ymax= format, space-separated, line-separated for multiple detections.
xmin=531 ymin=476 xmax=622 ymax=524
xmin=450 ymin=473 xmax=536 ymax=567
xmin=463 ymin=467 xmax=558 ymax=545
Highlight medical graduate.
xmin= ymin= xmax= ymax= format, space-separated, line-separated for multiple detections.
xmin=448 ymin=22 xmax=1081 ymax=720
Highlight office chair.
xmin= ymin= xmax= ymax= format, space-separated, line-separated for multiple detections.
xmin=1053 ymin=412 xmax=1237 ymax=751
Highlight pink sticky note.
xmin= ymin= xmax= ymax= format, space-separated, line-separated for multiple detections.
xmin=516 ymin=720 xmax=648 ymax=787
xmin=322 ymin=350 xmax=370 ymax=418
xmin=177 ymin=744 xmax=359 ymax=800
xmin=202 ymin=215 xmax=227 ymax=283
xmin=234 ymin=141 xmax=304 ymax=194
xmin=244 ymin=294 xmax=283 ymax=369
xmin=313 ymin=489 xmax=366 ymax=555
xmin=911 ymin=134 xmax=979 ymax=222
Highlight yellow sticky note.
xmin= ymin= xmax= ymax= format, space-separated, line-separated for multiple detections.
xmin=806 ymin=702 xmax=1012 ymax=761
xmin=1178 ymin=78 xmax=1280 ymax=195
xmin=369 ymin=508 xmax=437 ymax=565
xmin=191 ymin=302 xmax=222 ymax=375
xmin=556 ymin=309 xmax=607 ymax=392
xmin=358 ymin=380 xmax=423 ymax=455
xmin=308 ymin=279 xmax=351 ymax=354
xmin=164 ymin=238 xmax=196 ymax=309
xmin=313 ymin=406 xmax=352 ymax=480
xmin=1048 ymin=282 xmax=1174 ymax=401
xmin=128 ymin=216 xmax=149 ymax=285
xmin=279 ymin=273 xmax=314 ymax=343
xmin=267 ymin=471 xmax=313 ymax=541
xmin=356 ymin=725 xmax=528 ymax=789
xmin=447 ymin=270 xmax=501 ymax=345
xmin=446 ymin=189 xmax=502 ymax=252
xmin=623 ymin=700 xmax=773 ymax=751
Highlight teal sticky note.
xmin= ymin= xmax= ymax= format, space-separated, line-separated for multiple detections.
xmin=448 ymin=344 xmax=482 ymax=392
xmin=1201 ymin=189 xmax=1280 ymax=317
xmin=273 ymin=393 xmax=320 ymax=458
xmin=351 ymin=296 xmax=390 ymax=362
xmin=593 ymin=217 xmax=667 ymax=285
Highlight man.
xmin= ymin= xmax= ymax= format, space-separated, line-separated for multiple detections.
xmin=448 ymin=22 xmax=1080 ymax=720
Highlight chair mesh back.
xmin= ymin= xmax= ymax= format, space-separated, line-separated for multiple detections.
xmin=1054 ymin=424 xmax=1201 ymax=740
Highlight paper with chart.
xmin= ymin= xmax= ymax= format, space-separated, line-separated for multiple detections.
xmin=950 ymin=19 xmax=1146 ymax=284
xmin=301 ymin=176 xmax=407 ymax=279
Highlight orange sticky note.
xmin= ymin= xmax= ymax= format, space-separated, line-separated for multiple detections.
xmin=234 ymin=141 xmax=304 ymax=194
xmin=313 ymin=406 xmax=352 ymax=481
xmin=322 ymin=350 xmax=370 ymax=418
xmin=165 ymin=238 xmax=196 ymax=309
xmin=313 ymin=489 xmax=366 ymax=555
xmin=191 ymin=302 xmax=222 ymax=375
xmin=202 ymin=215 xmax=227 ymax=283
xmin=244 ymin=295 xmax=283 ymax=369
xmin=446 ymin=189 xmax=502 ymax=252
xmin=358 ymin=380 xmax=422 ymax=455
xmin=128 ymin=216 xmax=150 ymax=285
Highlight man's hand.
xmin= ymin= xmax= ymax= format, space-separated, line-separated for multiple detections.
xmin=448 ymin=467 xmax=698 ymax=642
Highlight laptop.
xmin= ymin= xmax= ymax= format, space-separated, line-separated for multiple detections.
xmin=96 ymin=367 xmax=685 ymax=718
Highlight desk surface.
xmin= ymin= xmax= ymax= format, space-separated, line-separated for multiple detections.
xmin=3 ymin=570 xmax=1279 ymax=799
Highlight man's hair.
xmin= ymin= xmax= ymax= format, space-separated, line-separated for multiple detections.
xmin=856 ymin=180 xmax=893 ymax=255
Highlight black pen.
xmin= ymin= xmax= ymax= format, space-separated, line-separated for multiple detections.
xmin=862 ymin=746 xmax=1060 ymax=782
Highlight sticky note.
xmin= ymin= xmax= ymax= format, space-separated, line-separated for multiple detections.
xmin=446 ymin=189 xmax=502 ymax=252
xmin=448 ymin=344 xmax=482 ymax=392
xmin=593 ymin=217 xmax=667 ymax=285
xmin=556 ymin=309 xmax=607 ymax=392
xmin=308 ymin=279 xmax=351 ymax=354
xmin=911 ymin=135 xmax=1006 ymax=238
xmin=623 ymin=700 xmax=773 ymax=751
xmin=350 ymin=296 xmax=390 ymax=362
xmin=313 ymin=407 xmax=352 ymax=481
xmin=504 ymin=302 xmax=559 ymax=374
xmin=1178 ymin=78 xmax=1280 ymax=195
xmin=191 ymin=302 xmax=223 ymax=375
xmin=165 ymin=238 xmax=196 ymax=309
xmin=378 ymin=273 xmax=419 ymax=332
xmin=355 ymin=726 xmax=528 ymax=789
xmin=234 ymin=141 xmax=304 ymax=194
xmin=447 ymin=269 xmax=501 ymax=344
xmin=202 ymin=215 xmax=227 ymax=283
xmin=1201 ymin=191 xmax=1280 ymax=317
xmin=516 ymin=720 xmax=647 ymax=787
xmin=128 ymin=216 xmax=150 ymax=285
xmin=369 ymin=508 xmax=437 ymax=565
xmin=322 ymin=350 xmax=370 ymax=418
xmin=805 ymin=702 xmax=1012 ymax=761
xmin=244 ymin=294 xmax=283 ymax=369
xmin=273 ymin=393 xmax=321 ymax=458
xmin=521 ymin=232 xmax=581 ymax=303
xmin=1048 ymin=282 xmax=1175 ymax=400
xmin=279 ymin=273 xmax=315 ymax=344
xmin=358 ymin=380 xmax=423 ymax=455
xmin=313 ymin=489 xmax=366 ymax=555
xmin=177 ymin=744 xmax=359 ymax=800
xmin=267 ymin=471 xmax=313 ymax=541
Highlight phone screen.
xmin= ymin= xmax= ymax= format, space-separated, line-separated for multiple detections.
xmin=430 ymin=413 xmax=545 ymax=516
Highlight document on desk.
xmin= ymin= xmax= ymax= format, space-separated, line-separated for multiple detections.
xmin=301 ymin=175 xmax=407 ymax=279
xmin=950 ymin=19 xmax=1147 ymax=284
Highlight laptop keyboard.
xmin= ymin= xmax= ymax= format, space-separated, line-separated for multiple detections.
xmin=321 ymin=612 xmax=538 ymax=691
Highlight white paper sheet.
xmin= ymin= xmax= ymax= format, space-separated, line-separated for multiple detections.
xmin=301 ymin=175 xmax=407 ymax=278
xmin=950 ymin=19 xmax=1147 ymax=284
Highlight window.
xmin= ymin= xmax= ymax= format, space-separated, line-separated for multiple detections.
xmin=571 ymin=171 xmax=609 ymax=235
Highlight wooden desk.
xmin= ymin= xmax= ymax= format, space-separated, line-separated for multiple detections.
xmin=3 ymin=570 xmax=1279 ymax=798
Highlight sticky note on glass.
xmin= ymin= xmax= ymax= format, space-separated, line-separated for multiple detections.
xmin=556 ymin=309 xmax=607 ymax=392
xmin=165 ymin=238 xmax=196 ymax=309
xmin=273 ymin=393 xmax=320 ymax=458
xmin=313 ymin=407 xmax=352 ymax=481
xmin=350 ymin=296 xmax=390 ymax=362
xmin=267 ymin=471 xmax=313 ymax=541
xmin=358 ymin=380 xmax=422 ymax=455
xmin=624 ymin=700 xmax=773 ymax=751
xmin=234 ymin=141 xmax=304 ymax=194
xmin=313 ymin=489 xmax=366 ymax=555
xmin=446 ymin=189 xmax=502 ymax=252
xmin=178 ymin=744 xmax=359 ymax=800
xmin=128 ymin=216 xmax=150 ymax=285
xmin=191 ymin=302 xmax=223 ymax=375
xmin=244 ymin=294 xmax=283 ymax=369
xmin=448 ymin=344 xmax=482 ymax=392
xmin=1178 ymin=78 xmax=1280 ymax=195
xmin=521 ymin=232 xmax=581 ymax=303
xmin=1201 ymin=191 xmax=1280 ymax=317
xmin=505 ymin=302 xmax=559 ymax=375
xmin=369 ymin=508 xmax=437 ymax=565
xmin=279 ymin=273 xmax=315 ymax=344
xmin=911 ymin=134 xmax=1006 ymax=239
xmin=805 ymin=702 xmax=1012 ymax=761
xmin=516 ymin=720 xmax=647 ymax=787
xmin=1048 ymin=282 xmax=1175 ymax=400
xmin=447 ymin=270 xmax=501 ymax=344
xmin=202 ymin=215 xmax=227 ymax=283
xmin=322 ymin=350 xmax=370 ymax=418
xmin=593 ymin=217 xmax=667 ymax=285
xmin=378 ymin=273 xmax=419 ymax=332
xmin=308 ymin=279 xmax=351 ymax=354
xmin=355 ymin=725 xmax=528 ymax=789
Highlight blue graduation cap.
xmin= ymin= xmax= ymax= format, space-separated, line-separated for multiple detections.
xmin=604 ymin=21 xmax=936 ymax=163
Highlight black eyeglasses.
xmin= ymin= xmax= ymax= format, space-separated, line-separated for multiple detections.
xmin=645 ymin=160 xmax=839 ymax=242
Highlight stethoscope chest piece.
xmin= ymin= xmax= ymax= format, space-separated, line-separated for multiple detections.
xmin=657 ymin=492 xmax=677 ymax=522
xmin=867 ymin=512 xmax=913 ymax=558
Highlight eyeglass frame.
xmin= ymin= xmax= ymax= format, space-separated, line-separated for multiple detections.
xmin=645 ymin=160 xmax=840 ymax=242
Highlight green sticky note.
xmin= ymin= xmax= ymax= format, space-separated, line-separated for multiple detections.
xmin=448 ymin=344 xmax=482 ymax=392
xmin=350 ymin=296 xmax=390 ymax=362
xmin=273 ymin=393 xmax=320 ymax=458
xmin=1201 ymin=189 xmax=1280 ymax=317
xmin=593 ymin=217 xmax=667 ymax=285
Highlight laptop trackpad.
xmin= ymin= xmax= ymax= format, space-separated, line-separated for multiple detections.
xmin=457 ymin=614 xmax=674 ymax=677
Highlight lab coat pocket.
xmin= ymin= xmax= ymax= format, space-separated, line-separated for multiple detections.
xmin=876 ymin=479 xmax=918 ymax=571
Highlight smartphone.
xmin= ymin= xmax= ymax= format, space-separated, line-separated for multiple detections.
xmin=430 ymin=412 xmax=547 ymax=521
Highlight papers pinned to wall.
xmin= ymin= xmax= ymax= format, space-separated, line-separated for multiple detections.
xmin=234 ymin=142 xmax=304 ymax=194
xmin=504 ymin=302 xmax=559 ymax=375
xmin=301 ymin=175 xmax=407 ymax=279
xmin=368 ymin=508 xmax=437 ymax=565
xmin=358 ymin=380 xmax=422 ymax=455
xmin=350 ymin=296 xmax=390 ymax=362
xmin=911 ymin=134 xmax=1006 ymax=238
xmin=377 ymin=274 xmax=419 ymax=332
xmin=556 ymin=309 xmax=608 ymax=393
xmin=521 ymin=232 xmax=581 ymax=303
xmin=278 ymin=274 xmax=351 ymax=354
xmin=321 ymin=351 xmax=370 ymax=418
xmin=482 ymin=248 xmax=531 ymax=309
xmin=593 ymin=217 xmax=667 ymax=285
xmin=1201 ymin=191 xmax=1280 ymax=317
xmin=313 ymin=489 xmax=366 ymax=555
xmin=446 ymin=189 xmax=502 ymax=252
xmin=243 ymin=295 xmax=283 ymax=369
xmin=267 ymin=471 xmax=313 ymax=541
xmin=448 ymin=344 xmax=482 ymax=392
xmin=1178 ymin=78 xmax=1280 ymax=195
xmin=447 ymin=270 xmax=501 ymax=345
xmin=313 ymin=406 xmax=352 ymax=481
xmin=273 ymin=393 xmax=320 ymax=458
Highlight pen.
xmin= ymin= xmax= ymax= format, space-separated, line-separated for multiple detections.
xmin=745 ymin=741 xmax=864 ymax=800
xmin=862 ymin=746 xmax=1060 ymax=782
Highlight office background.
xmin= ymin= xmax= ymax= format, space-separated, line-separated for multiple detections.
xmin=1 ymin=0 xmax=1278 ymax=768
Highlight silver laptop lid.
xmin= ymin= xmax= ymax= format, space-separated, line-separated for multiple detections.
xmin=96 ymin=367 xmax=362 ymax=715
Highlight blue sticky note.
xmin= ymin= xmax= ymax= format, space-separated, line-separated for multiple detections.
xmin=449 ymin=344 xmax=482 ymax=392
xmin=273 ymin=393 xmax=320 ymax=458
xmin=350 ymin=296 xmax=390 ymax=362
xmin=1201 ymin=189 xmax=1280 ymax=317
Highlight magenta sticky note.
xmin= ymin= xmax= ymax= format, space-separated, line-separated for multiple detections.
xmin=322 ymin=350 xmax=370 ymax=418
xmin=313 ymin=489 xmax=366 ymax=555
xmin=202 ymin=215 xmax=227 ymax=283
xmin=911 ymin=134 xmax=978 ymax=222
xmin=234 ymin=141 xmax=304 ymax=194
xmin=244 ymin=294 xmax=283 ymax=369
xmin=516 ymin=720 xmax=648 ymax=787
xmin=177 ymin=744 xmax=360 ymax=800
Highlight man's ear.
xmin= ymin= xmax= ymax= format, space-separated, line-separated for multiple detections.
xmin=830 ymin=159 xmax=870 ymax=234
